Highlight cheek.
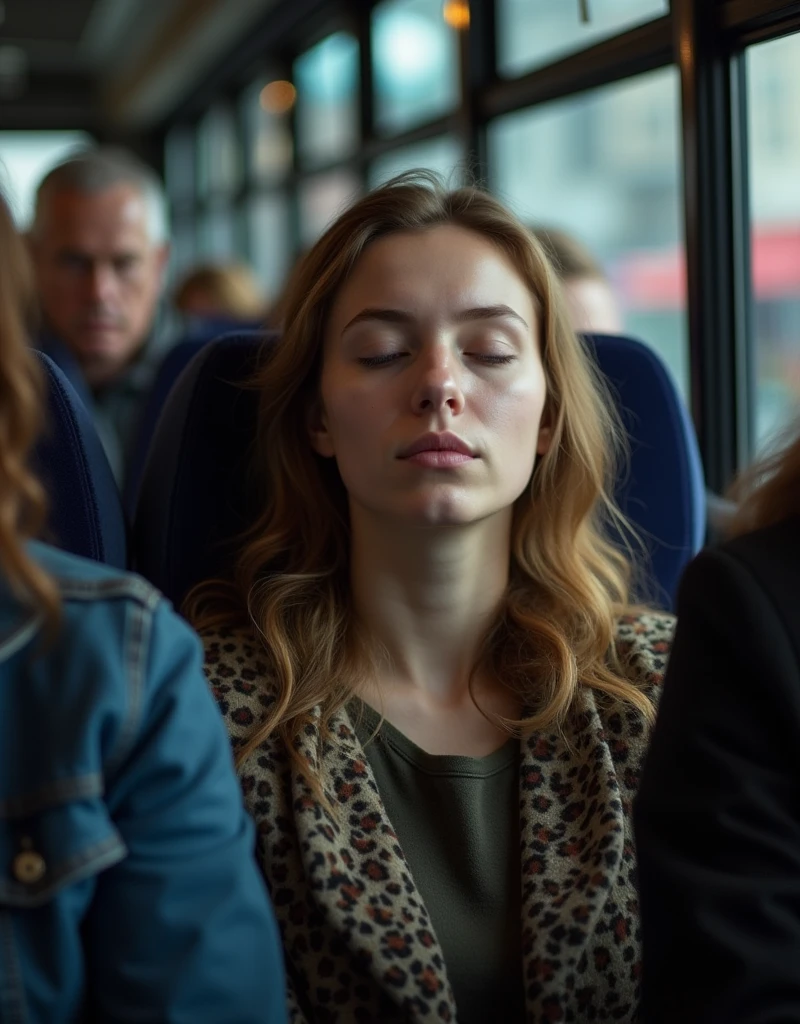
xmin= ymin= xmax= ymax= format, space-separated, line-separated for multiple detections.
xmin=321 ymin=378 xmax=385 ymax=457
xmin=478 ymin=373 xmax=547 ymax=447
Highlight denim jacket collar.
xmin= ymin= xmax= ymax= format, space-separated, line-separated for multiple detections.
xmin=0 ymin=581 xmax=41 ymax=663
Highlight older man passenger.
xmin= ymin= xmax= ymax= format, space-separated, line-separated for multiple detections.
xmin=29 ymin=148 xmax=170 ymax=484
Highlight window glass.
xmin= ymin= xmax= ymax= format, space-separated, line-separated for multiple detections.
xmin=747 ymin=33 xmax=800 ymax=448
xmin=369 ymin=135 xmax=464 ymax=187
xmin=0 ymin=130 xmax=91 ymax=227
xmin=247 ymin=193 xmax=293 ymax=304
xmin=197 ymin=105 xmax=241 ymax=198
xmin=241 ymin=76 xmax=294 ymax=183
xmin=165 ymin=125 xmax=195 ymax=204
xmin=497 ymin=0 xmax=668 ymax=78
xmin=372 ymin=0 xmax=460 ymax=134
xmin=295 ymin=32 xmax=359 ymax=167
xmin=299 ymin=170 xmax=360 ymax=246
xmin=199 ymin=201 xmax=237 ymax=259
xmin=167 ymin=220 xmax=197 ymax=285
xmin=490 ymin=67 xmax=687 ymax=397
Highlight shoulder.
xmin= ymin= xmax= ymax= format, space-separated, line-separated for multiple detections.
xmin=685 ymin=517 xmax=800 ymax=617
xmin=614 ymin=610 xmax=675 ymax=693
xmin=30 ymin=541 xmax=161 ymax=611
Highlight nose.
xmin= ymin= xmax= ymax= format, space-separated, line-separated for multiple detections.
xmin=86 ymin=262 xmax=118 ymax=306
xmin=410 ymin=344 xmax=465 ymax=416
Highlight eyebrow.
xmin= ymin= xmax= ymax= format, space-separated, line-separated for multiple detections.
xmin=341 ymin=304 xmax=529 ymax=333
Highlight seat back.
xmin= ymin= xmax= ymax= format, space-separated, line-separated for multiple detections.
xmin=123 ymin=319 xmax=266 ymax=515
xmin=587 ymin=332 xmax=705 ymax=605
xmin=133 ymin=331 xmax=704 ymax=610
xmin=33 ymin=352 xmax=128 ymax=569
xmin=132 ymin=332 xmax=274 ymax=606
xmin=124 ymin=338 xmax=212 ymax=516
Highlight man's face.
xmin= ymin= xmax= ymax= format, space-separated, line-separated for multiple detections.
xmin=31 ymin=184 xmax=168 ymax=386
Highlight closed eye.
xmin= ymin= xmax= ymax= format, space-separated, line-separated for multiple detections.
xmin=470 ymin=353 xmax=516 ymax=365
xmin=358 ymin=352 xmax=407 ymax=367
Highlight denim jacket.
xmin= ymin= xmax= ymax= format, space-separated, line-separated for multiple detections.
xmin=0 ymin=542 xmax=286 ymax=1024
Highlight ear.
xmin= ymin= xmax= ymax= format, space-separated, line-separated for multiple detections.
xmin=308 ymin=398 xmax=336 ymax=458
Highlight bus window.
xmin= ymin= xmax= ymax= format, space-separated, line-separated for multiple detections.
xmin=246 ymin=192 xmax=292 ymax=300
xmin=241 ymin=76 xmax=294 ymax=184
xmin=0 ymin=130 xmax=91 ymax=228
xmin=295 ymin=32 xmax=360 ymax=168
xmin=497 ymin=0 xmax=668 ymax=79
xmin=369 ymin=135 xmax=464 ymax=188
xmin=299 ymin=169 xmax=360 ymax=245
xmin=747 ymin=32 xmax=800 ymax=449
xmin=372 ymin=0 xmax=460 ymax=134
xmin=489 ymin=66 xmax=687 ymax=399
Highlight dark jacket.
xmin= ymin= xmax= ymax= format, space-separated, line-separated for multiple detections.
xmin=37 ymin=332 xmax=163 ymax=487
xmin=635 ymin=515 xmax=800 ymax=1023
xmin=0 ymin=541 xmax=287 ymax=1023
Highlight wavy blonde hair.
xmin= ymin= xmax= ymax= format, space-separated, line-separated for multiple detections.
xmin=187 ymin=173 xmax=651 ymax=783
xmin=728 ymin=418 xmax=800 ymax=537
xmin=0 ymin=188 xmax=59 ymax=622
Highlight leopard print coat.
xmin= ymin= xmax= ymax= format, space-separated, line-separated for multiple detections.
xmin=203 ymin=612 xmax=673 ymax=1024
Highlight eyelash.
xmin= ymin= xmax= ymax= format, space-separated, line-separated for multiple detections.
xmin=357 ymin=353 xmax=515 ymax=367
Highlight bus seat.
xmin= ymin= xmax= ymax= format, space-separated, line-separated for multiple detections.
xmin=33 ymin=351 xmax=128 ymax=569
xmin=132 ymin=331 xmax=276 ymax=606
xmin=124 ymin=318 xmax=267 ymax=517
xmin=133 ymin=331 xmax=704 ymax=611
xmin=124 ymin=338 xmax=210 ymax=517
xmin=587 ymin=332 xmax=705 ymax=607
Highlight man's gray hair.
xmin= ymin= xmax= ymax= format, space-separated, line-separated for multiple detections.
xmin=32 ymin=146 xmax=169 ymax=245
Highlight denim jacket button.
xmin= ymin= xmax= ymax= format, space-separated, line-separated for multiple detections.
xmin=12 ymin=849 xmax=47 ymax=885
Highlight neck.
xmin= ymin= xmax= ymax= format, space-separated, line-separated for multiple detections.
xmin=350 ymin=508 xmax=512 ymax=706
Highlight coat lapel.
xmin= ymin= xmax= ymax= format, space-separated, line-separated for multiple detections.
xmin=518 ymin=690 xmax=627 ymax=1018
xmin=288 ymin=705 xmax=458 ymax=1021
xmin=271 ymin=695 xmax=630 ymax=1022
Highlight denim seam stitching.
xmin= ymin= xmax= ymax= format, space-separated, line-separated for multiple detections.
xmin=105 ymin=599 xmax=151 ymax=778
xmin=0 ymin=774 xmax=104 ymax=819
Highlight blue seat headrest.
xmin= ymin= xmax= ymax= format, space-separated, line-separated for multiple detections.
xmin=133 ymin=332 xmax=275 ymax=606
xmin=134 ymin=331 xmax=704 ymax=610
xmin=586 ymin=333 xmax=705 ymax=605
xmin=33 ymin=352 xmax=128 ymax=569
xmin=124 ymin=337 xmax=216 ymax=517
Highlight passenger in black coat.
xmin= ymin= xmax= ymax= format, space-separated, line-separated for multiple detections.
xmin=634 ymin=429 xmax=800 ymax=1024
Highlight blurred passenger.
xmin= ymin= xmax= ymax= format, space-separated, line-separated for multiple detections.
xmin=635 ymin=419 xmax=800 ymax=1023
xmin=173 ymin=262 xmax=267 ymax=330
xmin=0 ymin=187 xmax=286 ymax=1023
xmin=29 ymin=147 xmax=170 ymax=483
xmin=531 ymin=225 xmax=623 ymax=334
xmin=188 ymin=173 xmax=674 ymax=1023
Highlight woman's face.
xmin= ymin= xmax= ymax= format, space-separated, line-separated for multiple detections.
xmin=312 ymin=223 xmax=550 ymax=528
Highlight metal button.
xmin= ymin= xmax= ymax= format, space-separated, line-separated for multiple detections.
xmin=12 ymin=849 xmax=46 ymax=885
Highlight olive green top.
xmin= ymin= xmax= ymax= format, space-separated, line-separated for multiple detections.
xmin=351 ymin=701 xmax=525 ymax=1024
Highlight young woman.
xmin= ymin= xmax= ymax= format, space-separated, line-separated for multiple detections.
xmin=635 ymin=423 xmax=800 ymax=1023
xmin=0 ymin=187 xmax=286 ymax=1021
xmin=189 ymin=173 xmax=674 ymax=1023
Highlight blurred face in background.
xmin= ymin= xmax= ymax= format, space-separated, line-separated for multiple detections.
xmin=562 ymin=274 xmax=623 ymax=336
xmin=31 ymin=184 xmax=168 ymax=388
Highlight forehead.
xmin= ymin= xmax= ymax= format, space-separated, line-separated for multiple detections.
xmin=328 ymin=224 xmax=535 ymax=329
xmin=38 ymin=184 xmax=152 ymax=251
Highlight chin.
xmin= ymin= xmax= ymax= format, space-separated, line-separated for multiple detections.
xmin=403 ymin=496 xmax=487 ymax=528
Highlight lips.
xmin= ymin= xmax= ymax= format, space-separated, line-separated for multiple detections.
xmin=398 ymin=432 xmax=476 ymax=458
